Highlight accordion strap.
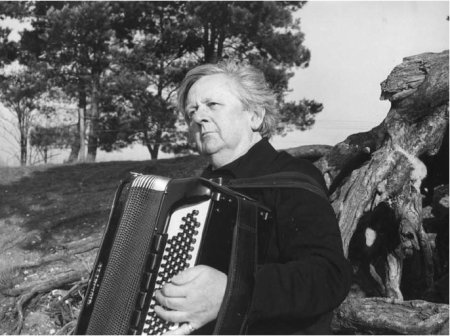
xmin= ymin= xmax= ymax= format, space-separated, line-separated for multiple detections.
xmin=213 ymin=198 xmax=258 ymax=335
xmin=226 ymin=171 xmax=329 ymax=201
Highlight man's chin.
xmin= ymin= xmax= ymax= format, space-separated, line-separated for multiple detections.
xmin=197 ymin=142 xmax=221 ymax=156
xmin=199 ymin=148 xmax=219 ymax=156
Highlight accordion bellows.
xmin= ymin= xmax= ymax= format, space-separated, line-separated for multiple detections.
xmin=75 ymin=173 xmax=271 ymax=335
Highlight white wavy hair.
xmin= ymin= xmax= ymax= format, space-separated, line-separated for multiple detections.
xmin=177 ymin=61 xmax=279 ymax=138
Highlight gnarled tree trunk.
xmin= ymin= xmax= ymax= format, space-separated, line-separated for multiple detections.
xmin=307 ymin=50 xmax=448 ymax=333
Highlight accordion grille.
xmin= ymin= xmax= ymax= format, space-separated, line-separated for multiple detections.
xmin=86 ymin=180 xmax=165 ymax=335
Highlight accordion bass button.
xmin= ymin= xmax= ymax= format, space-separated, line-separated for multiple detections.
xmin=148 ymin=253 xmax=158 ymax=270
xmin=131 ymin=310 xmax=142 ymax=328
xmin=137 ymin=291 xmax=147 ymax=310
xmin=152 ymin=234 xmax=164 ymax=252
xmin=142 ymin=272 xmax=154 ymax=291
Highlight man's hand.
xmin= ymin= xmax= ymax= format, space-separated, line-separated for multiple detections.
xmin=154 ymin=265 xmax=227 ymax=334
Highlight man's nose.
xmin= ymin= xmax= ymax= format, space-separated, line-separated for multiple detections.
xmin=192 ymin=105 xmax=209 ymax=124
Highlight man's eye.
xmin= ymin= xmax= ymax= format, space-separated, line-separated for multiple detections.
xmin=207 ymin=102 xmax=218 ymax=107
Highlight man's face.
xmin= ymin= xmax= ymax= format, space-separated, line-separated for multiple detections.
xmin=186 ymin=74 xmax=256 ymax=168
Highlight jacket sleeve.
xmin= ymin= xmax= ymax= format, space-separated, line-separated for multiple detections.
xmin=248 ymin=182 xmax=352 ymax=321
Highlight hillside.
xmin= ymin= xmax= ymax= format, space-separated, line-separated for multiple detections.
xmin=0 ymin=155 xmax=207 ymax=335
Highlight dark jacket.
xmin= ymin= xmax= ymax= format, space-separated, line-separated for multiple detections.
xmin=201 ymin=138 xmax=352 ymax=335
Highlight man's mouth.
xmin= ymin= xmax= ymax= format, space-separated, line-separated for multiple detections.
xmin=201 ymin=131 xmax=214 ymax=138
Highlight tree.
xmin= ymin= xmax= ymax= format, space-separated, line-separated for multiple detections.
xmin=184 ymin=1 xmax=317 ymax=130
xmin=100 ymin=2 xmax=195 ymax=159
xmin=28 ymin=88 xmax=78 ymax=164
xmin=12 ymin=2 xmax=320 ymax=162
xmin=278 ymin=99 xmax=324 ymax=134
xmin=0 ymin=64 xmax=47 ymax=165
xmin=29 ymin=125 xmax=76 ymax=164
xmin=0 ymin=27 xmax=18 ymax=68
xmin=34 ymin=2 xmax=115 ymax=162
xmin=99 ymin=69 xmax=182 ymax=159
xmin=0 ymin=2 xmax=30 ymax=69
xmin=100 ymin=1 xmax=319 ymax=159
xmin=20 ymin=1 xmax=142 ymax=162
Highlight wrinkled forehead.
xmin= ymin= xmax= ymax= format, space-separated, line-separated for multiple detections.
xmin=186 ymin=74 xmax=243 ymax=106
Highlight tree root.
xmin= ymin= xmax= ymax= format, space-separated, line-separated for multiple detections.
xmin=15 ymin=237 xmax=100 ymax=272
xmin=332 ymin=297 xmax=449 ymax=335
xmin=56 ymin=320 xmax=76 ymax=335
xmin=61 ymin=279 xmax=88 ymax=303
xmin=9 ymin=271 xmax=88 ymax=334
xmin=5 ymin=270 xmax=88 ymax=297
xmin=14 ymin=291 xmax=35 ymax=335
xmin=1 ymin=235 xmax=95 ymax=334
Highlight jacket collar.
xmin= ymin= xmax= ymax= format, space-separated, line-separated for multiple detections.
xmin=201 ymin=138 xmax=278 ymax=179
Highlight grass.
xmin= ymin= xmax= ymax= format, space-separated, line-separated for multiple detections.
xmin=0 ymin=155 xmax=208 ymax=253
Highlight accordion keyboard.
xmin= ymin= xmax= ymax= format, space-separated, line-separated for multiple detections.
xmin=142 ymin=200 xmax=212 ymax=335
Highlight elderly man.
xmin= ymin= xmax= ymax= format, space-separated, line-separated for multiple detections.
xmin=154 ymin=61 xmax=352 ymax=335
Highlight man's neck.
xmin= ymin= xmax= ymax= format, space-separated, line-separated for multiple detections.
xmin=209 ymin=133 xmax=262 ymax=170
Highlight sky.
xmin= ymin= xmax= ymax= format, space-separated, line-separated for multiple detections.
xmin=274 ymin=0 xmax=449 ymax=149
xmin=0 ymin=1 xmax=449 ymax=165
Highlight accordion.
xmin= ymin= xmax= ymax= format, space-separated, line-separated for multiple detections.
xmin=75 ymin=173 xmax=271 ymax=335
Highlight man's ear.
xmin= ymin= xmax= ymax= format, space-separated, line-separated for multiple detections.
xmin=249 ymin=107 xmax=265 ymax=131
